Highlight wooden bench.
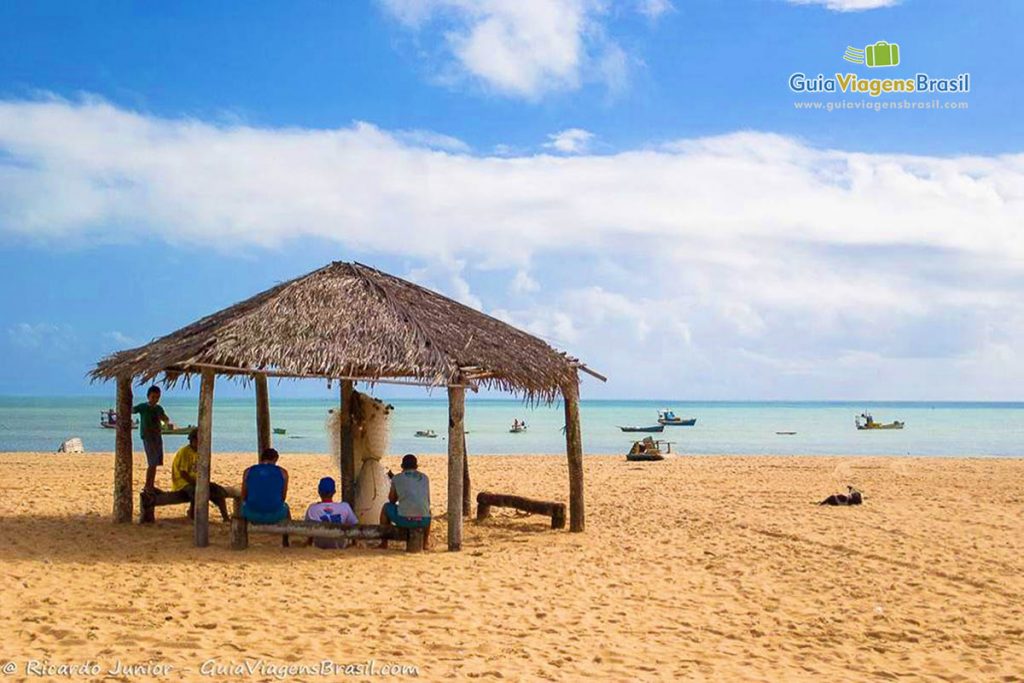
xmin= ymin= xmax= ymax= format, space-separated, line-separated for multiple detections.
xmin=476 ymin=491 xmax=566 ymax=530
xmin=139 ymin=485 xmax=242 ymax=524
xmin=230 ymin=518 xmax=426 ymax=553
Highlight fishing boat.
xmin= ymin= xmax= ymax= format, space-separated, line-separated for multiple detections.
xmin=855 ymin=413 xmax=904 ymax=430
xmin=626 ymin=437 xmax=665 ymax=461
xmin=99 ymin=410 xmax=137 ymax=429
xmin=509 ymin=420 xmax=527 ymax=433
xmin=273 ymin=427 xmax=287 ymax=435
xmin=776 ymin=431 xmax=797 ymax=436
xmin=657 ymin=410 xmax=696 ymax=426
xmin=619 ymin=424 xmax=665 ymax=433
xmin=161 ymin=423 xmax=195 ymax=436
xmin=415 ymin=430 xmax=438 ymax=438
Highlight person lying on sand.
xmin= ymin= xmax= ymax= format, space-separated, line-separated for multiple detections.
xmin=170 ymin=428 xmax=231 ymax=521
xmin=819 ymin=486 xmax=863 ymax=506
xmin=304 ymin=477 xmax=357 ymax=549
xmin=241 ymin=448 xmax=290 ymax=524
xmin=380 ymin=454 xmax=431 ymax=550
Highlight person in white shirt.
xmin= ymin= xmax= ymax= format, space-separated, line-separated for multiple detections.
xmin=304 ymin=477 xmax=358 ymax=549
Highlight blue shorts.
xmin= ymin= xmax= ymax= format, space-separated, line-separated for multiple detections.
xmin=242 ymin=502 xmax=290 ymax=524
xmin=142 ymin=434 xmax=164 ymax=467
xmin=383 ymin=502 xmax=431 ymax=529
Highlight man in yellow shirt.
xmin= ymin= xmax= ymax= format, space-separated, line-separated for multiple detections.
xmin=171 ymin=429 xmax=231 ymax=521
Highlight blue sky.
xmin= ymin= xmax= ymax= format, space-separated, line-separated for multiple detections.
xmin=1 ymin=0 xmax=1022 ymax=400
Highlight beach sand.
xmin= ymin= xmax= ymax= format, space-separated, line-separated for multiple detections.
xmin=1 ymin=452 xmax=1022 ymax=682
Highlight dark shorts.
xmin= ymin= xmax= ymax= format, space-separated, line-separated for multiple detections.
xmin=383 ymin=502 xmax=431 ymax=529
xmin=142 ymin=434 xmax=164 ymax=467
xmin=180 ymin=483 xmax=228 ymax=503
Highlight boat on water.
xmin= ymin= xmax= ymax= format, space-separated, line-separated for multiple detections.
xmin=273 ymin=427 xmax=287 ymax=435
xmin=619 ymin=424 xmax=665 ymax=433
xmin=99 ymin=410 xmax=137 ymax=429
xmin=415 ymin=430 xmax=438 ymax=438
xmin=161 ymin=424 xmax=195 ymax=436
xmin=776 ymin=431 xmax=797 ymax=435
xmin=657 ymin=410 xmax=696 ymax=426
xmin=855 ymin=413 xmax=904 ymax=430
xmin=509 ymin=420 xmax=527 ymax=433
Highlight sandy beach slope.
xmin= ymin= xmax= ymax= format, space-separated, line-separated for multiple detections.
xmin=1 ymin=452 xmax=1022 ymax=681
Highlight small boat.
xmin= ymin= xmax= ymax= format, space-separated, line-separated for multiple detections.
xmin=619 ymin=425 xmax=665 ymax=433
xmin=657 ymin=410 xmax=696 ymax=426
xmin=776 ymin=431 xmax=797 ymax=435
xmin=627 ymin=436 xmax=664 ymax=461
xmin=273 ymin=427 xmax=287 ymax=435
xmin=415 ymin=430 xmax=438 ymax=438
xmin=161 ymin=424 xmax=195 ymax=436
xmin=509 ymin=421 xmax=527 ymax=433
xmin=99 ymin=410 xmax=137 ymax=429
xmin=855 ymin=413 xmax=904 ymax=430
xmin=626 ymin=452 xmax=665 ymax=462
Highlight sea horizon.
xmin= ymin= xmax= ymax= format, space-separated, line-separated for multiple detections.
xmin=4 ymin=395 xmax=1022 ymax=457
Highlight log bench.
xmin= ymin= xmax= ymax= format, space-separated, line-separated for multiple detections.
xmin=230 ymin=518 xmax=426 ymax=553
xmin=476 ymin=491 xmax=566 ymax=530
xmin=139 ymin=485 xmax=242 ymax=524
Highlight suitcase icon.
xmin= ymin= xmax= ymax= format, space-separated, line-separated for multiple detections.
xmin=865 ymin=41 xmax=900 ymax=68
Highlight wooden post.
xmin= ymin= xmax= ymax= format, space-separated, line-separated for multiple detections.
xmin=462 ymin=431 xmax=471 ymax=517
xmin=447 ymin=386 xmax=465 ymax=551
xmin=340 ymin=380 xmax=355 ymax=505
xmin=254 ymin=372 xmax=271 ymax=457
xmin=194 ymin=369 xmax=215 ymax=548
xmin=563 ymin=379 xmax=585 ymax=533
xmin=112 ymin=376 xmax=133 ymax=523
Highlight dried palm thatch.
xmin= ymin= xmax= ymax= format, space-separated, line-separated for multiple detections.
xmin=92 ymin=262 xmax=595 ymax=403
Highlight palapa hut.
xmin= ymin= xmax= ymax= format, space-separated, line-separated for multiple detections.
xmin=92 ymin=261 xmax=604 ymax=551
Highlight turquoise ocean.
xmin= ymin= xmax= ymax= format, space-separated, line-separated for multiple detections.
xmin=1 ymin=397 xmax=1022 ymax=457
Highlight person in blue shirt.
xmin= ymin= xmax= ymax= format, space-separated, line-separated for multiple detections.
xmin=241 ymin=448 xmax=290 ymax=525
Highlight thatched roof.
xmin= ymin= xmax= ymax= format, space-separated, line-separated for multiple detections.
xmin=92 ymin=261 xmax=598 ymax=401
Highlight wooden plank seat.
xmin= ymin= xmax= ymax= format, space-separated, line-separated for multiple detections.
xmin=476 ymin=491 xmax=567 ymax=530
xmin=230 ymin=518 xmax=425 ymax=553
xmin=139 ymin=485 xmax=242 ymax=524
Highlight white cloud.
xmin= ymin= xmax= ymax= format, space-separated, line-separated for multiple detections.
xmin=379 ymin=0 xmax=651 ymax=99
xmin=7 ymin=322 xmax=74 ymax=350
xmin=786 ymin=0 xmax=900 ymax=11
xmin=636 ymin=0 xmax=674 ymax=19
xmin=3 ymin=96 xmax=1024 ymax=398
xmin=509 ymin=269 xmax=540 ymax=294
xmin=104 ymin=330 xmax=137 ymax=346
xmin=392 ymin=128 xmax=470 ymax=152
xmin=544 ymin=128 xmax=595 ymax=154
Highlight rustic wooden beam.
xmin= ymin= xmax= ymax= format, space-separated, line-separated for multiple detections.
xmin=112 ymin=376 xmax=133 ymax=523
xmin=447 ymin=385 xmax=465 ymax=551
xmin=340 ymin=380 xmax=355 ymax=505
xmin=193 ymin=368 xmax=215 ymax=547
xmin=167 ymin=362 xmax=472 ymax=388
xmin=462 ymin=430 xmax=471 ymax=518
xmin=254 ymin=372 xmax=272 ymax=457
xmin=563 ymin=380 xmax=585 ymax=533
xmin=476 ymin=491 xmax=567 ymax=529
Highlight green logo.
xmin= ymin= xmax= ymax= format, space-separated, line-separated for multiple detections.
xmin=844 ymin=41 xmax=900 ymax=68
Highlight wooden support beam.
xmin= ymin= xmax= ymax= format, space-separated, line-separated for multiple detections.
xmin=476 ymin=491 xmax=566 ymax=529
xmin=340 ymin=380 xmax=355 ymax=505
xmin=462 ymin=431 xmax=471 ymax=518
xmin=193 ymin=368 xmax=215 ymax=548
xmin=254 ymin=372 xmax=272 ymax=456
xmin=112 ymin=376 xmax=133 ymax=523
xmin=447 ymin=385 xmax=465 ymax=551
xmin=563 ymin=380 xmax=585 ymax=533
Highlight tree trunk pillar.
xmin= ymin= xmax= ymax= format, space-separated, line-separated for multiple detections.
xmin=340 ymin=380 xmax=355 ymax=505
xmin=194 ymin=369 xmax=215 ymax=548
xmin=447 ymin=386 xmax=465 ymax=551
xmin=255 ymin=373 xmax=271 ymax=457
xmin=113 ymin=376 xmax=133 ymax=523
xmin=563 ymin=379 xmax=585 ymax=533
xmin=462 ymin=431 xmax=471 ymax=518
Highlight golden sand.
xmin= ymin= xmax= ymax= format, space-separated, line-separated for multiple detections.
xmin=1 ymin=452 xmax=1022 ymax=682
